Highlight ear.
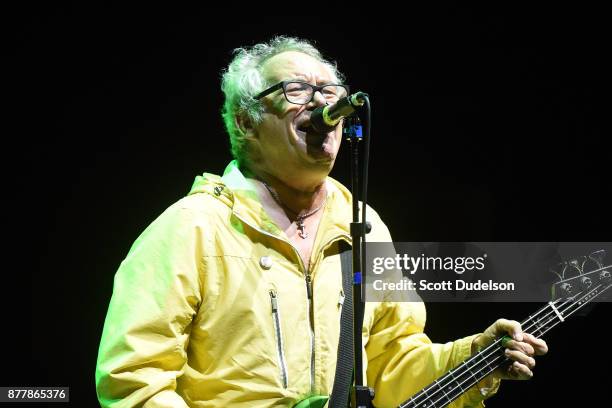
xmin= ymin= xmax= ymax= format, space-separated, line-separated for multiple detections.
xmin=235 ymin=113 xmax=256 ymax=138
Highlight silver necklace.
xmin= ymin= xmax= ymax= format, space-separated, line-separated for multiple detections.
xmin=262 ymin=181 xmax=326 ymax=239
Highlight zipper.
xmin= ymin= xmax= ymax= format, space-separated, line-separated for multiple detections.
xmin=304 ymin=237 xmax=344 ymax=394
xmin=305 ymin=272 xmax=315 ymax=393
xmin=299 ymin=238 xmax=351 ymax=394
xmin=235 ymin=211 xmax=315 ymax=390
xmin=269 ymin=289 xmax=289 ymax=388
xmin=338 ymin=289 xmax=345 ymax=326
xmin=233 ymin=212 xmax=351 ymax=393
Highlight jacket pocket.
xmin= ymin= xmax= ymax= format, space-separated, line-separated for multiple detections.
xmin=269 ymin=289 xmax=288 ymax=388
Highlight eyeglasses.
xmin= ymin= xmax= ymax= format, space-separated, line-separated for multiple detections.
xmin=253 ymin=80 xmax=350 ymax=105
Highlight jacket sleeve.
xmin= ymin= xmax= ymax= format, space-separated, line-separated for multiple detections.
xmin=364 ymin=302 xmax=497 ymax=408
xmin=95 ymin=203 xmax=203 ymax=408
xmin=363 ymin=207 xmax=499 ymax=408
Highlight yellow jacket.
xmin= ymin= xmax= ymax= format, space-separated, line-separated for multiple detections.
xmin=96 ymin=161 xmax=492 ymax=407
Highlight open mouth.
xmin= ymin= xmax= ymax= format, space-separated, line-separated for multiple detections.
xmin=296 ymin=121 xmax=312 ymax=133
xmin=292 ymin=116 xmax=337 ymax=161
xmin=295 ymin=117 xmax=330 ymax=145
xmin=298 ymin=125 xmax=329 ymax=147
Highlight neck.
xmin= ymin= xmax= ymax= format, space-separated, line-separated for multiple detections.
xmin=245 ymin=167 xmax=327 ymax=216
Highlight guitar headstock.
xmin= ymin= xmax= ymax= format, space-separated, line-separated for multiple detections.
xmin=550 ymin=249 xmax=612 ymax=305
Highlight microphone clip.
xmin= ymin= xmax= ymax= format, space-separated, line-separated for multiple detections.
xmin=343 ymin=116 xmax=363 ymax=140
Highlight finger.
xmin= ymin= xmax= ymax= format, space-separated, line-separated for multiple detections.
xmin=502 ymin=362 xmax=522 ymax=380
xmin=522 ymin=333 xmax=548 ymax=355
xmin=509 ymin=361 xmax=533 ymax=380
xmin=506 ymin=362 xmax=521 ymax=379
xmin=495 ymin=319 xmax=523 ymax=341
xmin=504 ymin=339 xmax=535 ymax=356
xmin=505 ymin=349 xmax=536 ymax=369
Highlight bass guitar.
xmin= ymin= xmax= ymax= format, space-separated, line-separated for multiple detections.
xmin=296 ymin=249 xmax=611 ymax=408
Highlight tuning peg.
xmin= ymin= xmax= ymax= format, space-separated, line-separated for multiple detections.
xmin=550 ymin=262 xmax=567 ymax=281
xmin=568 ymin=258 xmax=584 ymax=275
xmin=560 ymin=282 xmax=573 ymax=295
xmin=589 ymin=250 xmax=606 ymax=268
xmin=580 ymin=276 xmax=593 ymax=289
xmin=600 ymin=269 xmax=611 ymax=284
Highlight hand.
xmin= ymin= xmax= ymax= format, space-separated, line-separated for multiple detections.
xmin=472 ymin=318 xmax=548 ymax=380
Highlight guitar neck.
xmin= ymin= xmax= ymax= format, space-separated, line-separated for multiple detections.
xmin=398 ymin=282 xmax=610 ymax=408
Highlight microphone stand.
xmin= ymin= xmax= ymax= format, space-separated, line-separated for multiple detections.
xmin=344 ymin=99 xmax=374 ymax=408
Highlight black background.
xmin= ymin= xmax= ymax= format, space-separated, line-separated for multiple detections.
xmin=8 ymin=4 xmax=610 ymax=407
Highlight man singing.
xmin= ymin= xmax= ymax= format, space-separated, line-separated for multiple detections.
xmin=96 ymin=36 xmax=547 ymax=407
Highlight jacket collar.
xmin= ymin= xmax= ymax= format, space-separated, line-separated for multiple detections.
xmin=189 ymin=160 xmax=352 ymax=246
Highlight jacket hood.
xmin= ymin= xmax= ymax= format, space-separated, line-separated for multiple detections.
xmin=188 ymin=160 xmax=354 ymax=243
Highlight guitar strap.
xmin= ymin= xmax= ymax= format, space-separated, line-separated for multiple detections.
xmin=328 ymin=244 xmax=354 ymax=408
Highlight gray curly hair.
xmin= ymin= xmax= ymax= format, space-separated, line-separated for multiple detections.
xmin=221 ymin=36 xmax=345 ymax=166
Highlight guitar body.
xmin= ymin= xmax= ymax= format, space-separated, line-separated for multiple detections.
xmin=294 ymin=395 xmax=329 ymax=408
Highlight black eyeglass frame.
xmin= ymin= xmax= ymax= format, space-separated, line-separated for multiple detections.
xmin=253 ymin=80 xmax=350 ymax=105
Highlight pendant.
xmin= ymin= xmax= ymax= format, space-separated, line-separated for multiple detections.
xmin=296 ymin=217 xmax=308 ymax=239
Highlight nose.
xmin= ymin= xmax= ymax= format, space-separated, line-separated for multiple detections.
xmin=308 ymin=91 xmax=328 ymax=109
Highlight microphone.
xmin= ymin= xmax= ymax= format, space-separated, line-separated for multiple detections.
xmin=310 ymin=91 xmax=368 ymax=133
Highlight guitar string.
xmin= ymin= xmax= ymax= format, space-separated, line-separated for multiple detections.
xmin=430 ymin=283 xmax=611 ymax=407
xmin=408 ymin=283 xmax=611 ymax=408
xmin=406 ymin=285 xmax=606 ymax=408
xmin=410 ymin=284 xmax=609 ymax=408
xmin=403 ymin=282 xmax=611 ymax=408
xmin=404 ymin=268 xmax=611 ymax=408
xmin=406 ymin=262 xmax=611 ymax=405
xmin=403 ymin=297 xmax=569 ymax=405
